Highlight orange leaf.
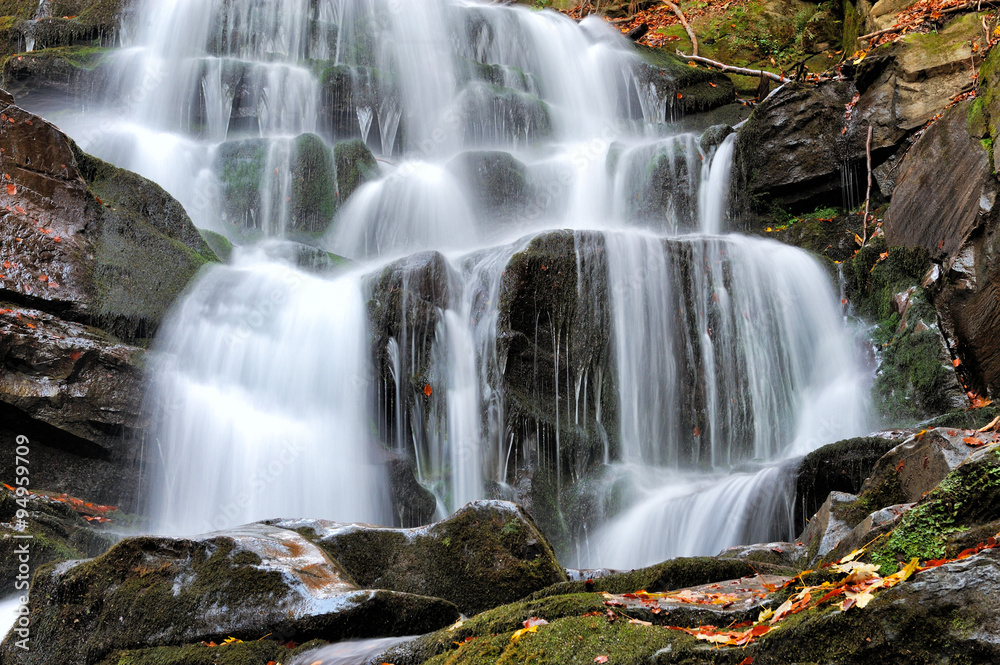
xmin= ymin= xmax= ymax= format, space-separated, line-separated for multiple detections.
xmin=5 ymin=184 xmax=15 ymax=196
xmin=424 ymin=384 xmax=433 ymax=397
xmin=739 ymin=658 xmax=754 ymax=665
xmin=595 ymin=657 xmax=609 ymax=664
xmin=895 ymin=459 xmax=905 ymax=473
xmin=963 ymin=436 xmax=986 ymax=447
xmin=953 ymin=358 xmax=961 ymax=367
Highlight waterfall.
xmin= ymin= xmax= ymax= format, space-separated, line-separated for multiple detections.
xmin=34 ymin=0 xmax=870 ymax=555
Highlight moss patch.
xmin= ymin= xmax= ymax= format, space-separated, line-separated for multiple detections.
xmin=71 ymin=144 xmax=216 ymax=340
xmin=334 ymin=138 xmax=379 ymax=203
xmin=871 ymin=445 xmax=1000 ymax=572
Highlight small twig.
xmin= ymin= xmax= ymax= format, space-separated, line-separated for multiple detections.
xmin=862 ymin=125 xmax=873 ymax=245
xmin=663 ymin=0 xmax=698 ymax=57
xmin=675 ymin=52 xmax=793 ymax=82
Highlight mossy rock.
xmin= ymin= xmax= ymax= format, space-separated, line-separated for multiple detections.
xmin=214 ymin=133 xmax=338 ymax=235
xmin=925 ymin=404 xmax=1000 ymax=430
xmin=1 ymin=45 xmax=112 ymax=100
xmin=446 ymin=150 xmax=529 ymax=219
xmin=794 ymin=435 xmax=906 ymax=534
xmin=1 ymin=523 xmax=459 ymax=665
xmin=871 ymin=443 xmax=1000 ymax=572
xmin=457 ymin=81 xmax=552 ymax=146
xmin=71 ymin=144 xmax=217 ymax=340
xmin=529 ymin=557 xmax=778 ymax=600
xmin=333 ymin=137 xmax=379 ymax=202
xmin=763 ymin=206 xmax=865 ymax=264
xmin=96 ymin=639 xmax=326 ymax=665
xmin=292 ymin=501 xmax=568 ymax=615
xmin=0 ymin=487 xmax=118 ymax=589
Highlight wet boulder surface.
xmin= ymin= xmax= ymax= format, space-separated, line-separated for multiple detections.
xmin=0 ymin=92 xmax=218 ymax=511
xmin=273 ymin=500 xmax=569 ymax=616
xmin=0 ymin=523 xmax=460 ymax=665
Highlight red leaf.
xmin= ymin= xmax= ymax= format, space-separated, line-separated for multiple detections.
xmin=424 ymin=384 xmax=433 ymax=397
xmin=739 ymin=658 xmax=754 ymax=665
xmin=895 ymin=459 xmax=905 ymax=473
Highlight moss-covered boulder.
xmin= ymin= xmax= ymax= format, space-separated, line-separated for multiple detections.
xmin=456 ymin=81 xmax=552 ymax=147
xmin=215 ymin=133 xmax=338 ymax=236
xmin=0 ymin=45 xmax=112 ymax=102
xmin=0 ymin=486 xmax=118 ymax=589
xmin=447 ymin=150 xmax=530 ymax=220
xmin=333 ymin=137 xmax=379 ymax=202
xmin=793 ymin=434 xmax=907 ymax=532
xmin=275 ymin=501 xmax=568 ymax=615
xmin=632 ymin=46 xmax=736 ymax=120
xmin=870 ymin=441 xmax=1000 ymax=571
xmin=0 ymin=100 xmax=214 ymax=497
xmin=529 ymin=556 xmax=789 ymax=600
xmin=0 ymin=523 xmax=460 ymax=665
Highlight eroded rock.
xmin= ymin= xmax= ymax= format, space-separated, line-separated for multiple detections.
xmin=274 ymin=500 xmax=568 ymax=615
xmin=0 ymin=523 xmax=459 ymax=665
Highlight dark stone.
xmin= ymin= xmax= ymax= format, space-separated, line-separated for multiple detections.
xmin=883 ymin=101 xmax=994 ymax=262
xmin=447 ymin=150 xmax=529 ymax=220
xmin=793 ymin=434 xmax=906 ymax=535
xmin=631 ymin=46 xmax=736 ymax=120
xmin=0 ymin=523 xmax=460 ymax=665
xmin=333 ymin=138 xmax=380 ymax=202
xmin=0 ymin=46 xmax=112 ymax=103
xmin=278 ymin=500 xmax=568 ymax=615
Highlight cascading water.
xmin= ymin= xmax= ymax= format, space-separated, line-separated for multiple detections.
xmin=35 ymin=0 xmax=870 ymax=555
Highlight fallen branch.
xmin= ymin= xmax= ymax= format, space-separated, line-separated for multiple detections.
xmin=663 ymin=0 xmax=698 ymax=57
xmin=674 ymin=52 xmax=793 ymax=83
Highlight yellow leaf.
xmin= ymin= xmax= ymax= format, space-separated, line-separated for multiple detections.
xmin=854 ymin=234 xmax=864 ymax=246
xmin=839 ymin=548 xmax=865 ymax=564
xmin=628 ymin=618 xmax=653 ymax=626
xmin=222 ymin=636 xmax=243 ymax=644
xmin=843 ymin=588 xmax=876 ymax=609
xmin=511 ymin=625 xmax=538 ymax=642
xmin=757 ymin=607 xmax=774 ymax=622
xmin=852 ymin=50 xmax=867 ymax=64
xmin=883 ymin=558 xmax=919 ymax=588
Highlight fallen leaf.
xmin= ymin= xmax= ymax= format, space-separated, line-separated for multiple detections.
xmin=594 ymin=657 xmax=609 ymax=664
xmin=510 ymin=625 xmax=538 ymax=642
xmin=523 ymin=617 xmax=549 ymax=628
xmin=424 ymin=384 xmax=432 ymax=397
xmin=5 ymin=184 xmax=15 ymax=196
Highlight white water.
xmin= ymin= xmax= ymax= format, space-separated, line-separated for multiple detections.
xmin=31 ymin=0 xmax=871 ymax=558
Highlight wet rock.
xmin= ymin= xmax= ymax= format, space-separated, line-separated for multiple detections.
xmin=0 ymin=303 xmax=144 ymax=458
xmin=0 ymin=523 xmax=459 ymax=665
xmin=0 ymin=87 xmax=13 ymax=105
xmin=0 ymin=486 xmax=119 ymax=589
xmin=0 ymin=100 xmax=215 ymax=505
xmin=793 ymin=434 xmax=907 ymax=534
xmin=215 ymin=133 xmax=338 ymax=235
xmin=495 ymin=231 xmax=615 ymax=551
xmin=333 ymin=138 xmax=380 ymax=203
xmin=844 ymin=239 xmax=969 ymax=422
xmin=871 ymin=441 xmax=1000 ymax=568
xmin=717 ymin=542 xmax=806 ymax=568
xmin=631 ymin=45 xmax=736 ymax=121
xmin=822 ymin=501 xmax=913 ymax=564
xmin=529 ymin=556 xmax=791 ymax=599
xmin=456 ymin=81 xmax=552 ymax=147
xmin=799 ymin=491 xmax=857 ymax=562
xmin=0 ymin=45 xmax=112 ymax=103
xmin=366 ymin=250 xmax=452 ymax=465
xmin=883 ymin=101 xmax=994 ymax=262
xmin=275 ymin=500 xmax=568 ymax=615
xmin=447 ymin=150 xmax=530 ymax=221
xmin=386 ymin=453 xmax=438 ymax=528
xmin=860 ymin=428 xmax=985 ymax=505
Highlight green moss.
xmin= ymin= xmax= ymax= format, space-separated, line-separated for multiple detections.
xmin=97 ymin=640 xmax=315 ymax=665
xmin=333 ymin=137 xmax=379 ymax=203
xmin=290 ymin=133 xmax=337 ymax=232
xmin=198 ymin=229 xmax=233 ymax=263
xmin=872 ymin=446 xmax=1000 ymax=572
xmin=317 ymin=504 xmax=567 ymax=616
xmin=530 ymin=557 xmax=770 ymax=600
xmin=71 ymin=144 xmax=216 ymax=339
xmin=844 ymin=236 xmax=930 ymax=322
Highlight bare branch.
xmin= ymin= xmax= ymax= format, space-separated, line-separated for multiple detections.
xmin=663 ymin=0 xmax=698 ymax=57
xmin=674 ymin=52 xmax=793 ymax=83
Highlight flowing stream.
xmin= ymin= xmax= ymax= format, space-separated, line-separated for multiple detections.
xmin=45 ymin=0 xmax=869 ymax=565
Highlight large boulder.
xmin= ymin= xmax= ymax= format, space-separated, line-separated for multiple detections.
xmin=0 ymin=98 xmax=216 ymax=506
xmin=736 ymin=14 xmax=985 ymax=222
xmin=0 ymin=523 xmax=459 ymax=665
xmin=274 ymin=500 xmax=568 ymax=615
